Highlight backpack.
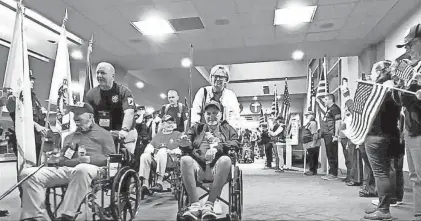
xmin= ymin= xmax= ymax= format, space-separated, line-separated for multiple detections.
xmin=164 ymin=103 xmax=183 ymax=116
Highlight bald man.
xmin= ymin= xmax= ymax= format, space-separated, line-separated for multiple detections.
xmin=85 ymin=62 xmax=137 ymax=153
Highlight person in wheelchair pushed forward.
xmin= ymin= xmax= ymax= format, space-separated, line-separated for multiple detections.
xmin=19 ymin=103 xmax=115 ymax=221
xmin=139 ymin=115 xmax=183 ymax=195
xmin=179 ymin=100 xmax=239 ymax=221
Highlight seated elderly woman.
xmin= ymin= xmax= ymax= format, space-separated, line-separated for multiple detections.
xmin=179 ymin=100 xmax=239 ymax=221
xmin=19 ymin=103 xmax=115 ymax=221
xmin=138 ymin=115 xmax=182 ymax=194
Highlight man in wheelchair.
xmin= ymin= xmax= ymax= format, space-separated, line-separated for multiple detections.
xmin=138 ymin=115 xmax=183 ymax=195
xmin=179 ymin=101 xmax=239 ymax=221
xmin=19 ymin=103 xmax=115 ymax=221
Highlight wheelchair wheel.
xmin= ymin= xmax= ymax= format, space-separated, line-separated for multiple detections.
xmin=230 ymin=166 xmax=243 ymax=221
xmin=111 ymin=167 xmax=141 ymax=221
xmin=176 ymin=184 xmax=189 ymax=221
xmin=45 ymin=186 xmax=67 ymax=220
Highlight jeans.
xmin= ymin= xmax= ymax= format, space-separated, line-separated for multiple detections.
xmin=307 ymin=146 xmax=320 ymax=174
xmin=365 ymin=135 xmax=392 ymax=212
xmin=324 ymin=134 xmax=338 ymax=176
xmin=404 ymin=133 xmax=421 ymax=218
xmin=264 ymin=143 xmax=273 ymax=168
xmin=389 ymin=155 xmax=404 ymax=202
xmin=275 ymin=143 xmax=286 ymax=168
xmin=360 ymin=144 xmax=375 ymax=190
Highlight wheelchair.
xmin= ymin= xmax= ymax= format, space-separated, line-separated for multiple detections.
xmin=176 ymin=148 xmax=243 ymax=221
xmin=141 ymin=149 xmax=182 ymax=200
xmin=44 ymin=132 xmax=141 ymax=221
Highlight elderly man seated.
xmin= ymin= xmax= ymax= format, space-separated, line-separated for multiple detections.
xmin=20 ymin=103 xmax=115 ymax=221
xmin=138 ymin=115 xmax=182 ymax=194
xmin=179 ymin=101 xmax=239 ymax=221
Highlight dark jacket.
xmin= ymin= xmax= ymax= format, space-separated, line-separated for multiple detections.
xmin=186 ymin=121 xmax=239 ymax=169
xmin=368 ymin=91 xmax=400 ymax=139
xmin=393 ymin=83 xmax=421 ymax=137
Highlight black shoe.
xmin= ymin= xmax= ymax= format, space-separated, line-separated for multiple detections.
xmin=151 ymin=183 xmax=164 ymax=192
xmin=141 ymin=186 xmax=150 ymax=199
xmin=304 ymin=171 xmax=316 ymax=176
xmin=57 ymin=214 xmax=75 ymax=221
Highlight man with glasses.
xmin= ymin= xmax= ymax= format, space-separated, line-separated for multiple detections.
xmin=393 ymin=23 xmax=421 ymax=221
xmin=191 ymin=65 xmax=240 ymax=126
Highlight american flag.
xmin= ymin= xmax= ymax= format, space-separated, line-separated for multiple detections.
xmin=280 ymin=79 xmax=290 ymax=120
xmin=271 ymin=86 xmax=279 ymax=116
xmin=259 ymin=109 xmax=266 ymax=127
xmin=83 ymin=35 xmax=94 ymax=101
xmin=307 ymin=68 xmax=316 ymax=111
xmin=392 ymin=59 xmax=414 ymax=85
xmin=315 ymin=59 xmax=328 ymax=128
xmin=343 ymin=81 xmax=389 ymax=145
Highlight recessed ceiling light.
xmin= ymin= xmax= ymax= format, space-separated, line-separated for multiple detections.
xmin=215 ymin=18 xmax=230 ymax=26
xmin=71 ymin=50 xmax=83 ymax=60
xmin=160 ymin=93 xmax=167 ymax=99
xmin=181 ymin=58 xmax=192 ymax=68
xmin=274 ymin=6 xmax=317 ymax=26
xmin=131 ymin=17 xmax=175 ymax=36
xmin=292 ymin=50 xmax=304 ymax=60
xmin=136 ymin=81 xmax=144 ymax=89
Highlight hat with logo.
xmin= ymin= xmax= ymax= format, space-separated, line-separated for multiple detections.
xmin=397 ymin=24 xmax=421 ymax=48
xmin=67 ymin=102 xmax=94 ymax=116
xmin=204 ymin=100 xmax=221 ymax=111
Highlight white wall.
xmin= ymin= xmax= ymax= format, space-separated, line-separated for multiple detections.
xmin=385 ymin=6 xmax=421 ymax=60
xmin=240 ymin=98 xmax=305 ymax=116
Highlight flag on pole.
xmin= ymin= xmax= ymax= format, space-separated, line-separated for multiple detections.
xmin=270 ymin=86 xmax=279 ymax=116
xmin=259 ymin=109 xmax=266 ymax=127
xmin=5 ymin=3 xmax=36 ymax=174
xmin=81 ymin=35 xmax=94 ymax=102
xmin=280 ymin=78 xmax=290 ymax=121
xmin=391 ymin=59 xmax=415 ymax=85
xmin=315 ymin=58 xmax=328 ymax=129
xmin=307 ymin=68 xmax=316 ymax=112
xmin=48 ymin=10 xmax=75 ymax=133
xmin=343 ymin=81 xmax=389 ymax=145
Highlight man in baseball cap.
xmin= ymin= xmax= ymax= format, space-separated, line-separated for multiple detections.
xmin=397 ymin=24 xmax=421 ymax=66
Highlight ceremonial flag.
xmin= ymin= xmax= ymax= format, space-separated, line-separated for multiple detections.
xmin=4 ymin=3 xmax=36 ymax=174
xmin=81 ymin=35 xmax=94 ymax=102
xmin=270 ymin=86 xmax=279 ymax=116
xmin=343 ymin=81 xmax=388 ymax=145
xmin=48 ymin=10 xmax=75 ymax=133
xmin=280 ymin=78 xmax=290 ymax=121
xmin=391 ymin=59 xmax=414 ymax=85
xmin=315 ymin=58 xmax=328 ymax=128
xmin=306 ymin=68 xmax=316 ymax=112
xmin=259 ymin=109 xmax=266 ymax=127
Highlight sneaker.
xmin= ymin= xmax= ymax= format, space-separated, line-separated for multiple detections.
xmin=365 ymin=208 xmax=377 ymax=214
xmin=304 ymin=171 xmax=316 ymax=176
xmin=150 ymin=183 xmax=163 ymax=192
xmin=363 ymin=210 xmax=392 ymax=220
xmin=201 ymin=203 xmax=217 ymax=221
xmin=321 ymin=175 xmax=329 ymax=180
xmin=275 ymin=169 xmax=284 ymax=173
xmin=390 ymin=201 xmax=403 ymax=207
xmin=182 ymin=202 xmax=201 ymax=220
xmin=213 ymin=200 xmax=222 ymax=215
xmin=322 ymin=174 xmax=338 ymax=181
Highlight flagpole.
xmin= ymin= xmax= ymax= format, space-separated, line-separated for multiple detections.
xmin=187 ymin=44 xmax=193 ymax=129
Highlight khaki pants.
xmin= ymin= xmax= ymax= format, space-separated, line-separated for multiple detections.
xmin=20 ymin=164 xmax=100 ymax=220
xmin=139 ymin=148 xmax=168 ymax=187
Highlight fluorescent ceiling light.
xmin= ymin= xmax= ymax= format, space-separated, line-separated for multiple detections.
xmin=0 ymin=0 xmax=83 ymax=45
xmin=135 ymin=81 xmax=144 ymax=89
xmin=292 ymin=50 xmax=304 ymax=60
xmin=274 ymin=6 xmax=317 ymax=25
xmin=131 ymin=18 xmax=175 ymax=36
xmin=71 ymin=50 xmax=83 ymax=60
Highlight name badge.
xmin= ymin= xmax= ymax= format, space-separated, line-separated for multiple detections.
xmin=64 ymin=148 xmax=75 ymax=159
xmin=98 ymin=111 xmax=111 ymax=128
xmin=99 ymin=119 xmax=110 ymax=127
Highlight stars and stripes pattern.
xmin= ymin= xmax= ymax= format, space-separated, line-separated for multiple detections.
xmin=307 ymin=68 xmax=316 ymax=112
xmin=280 ymin=79 xmax=290 ymax=120
xmin=271 ymin=87 xmax=279 ymax=116
xmin=82 ymin=35 xmax=94 ymax=101
xmin=259 ymin=109 xmax=266 ymax=127
xmin=315 ymin=58 xmax=328 ymax=130
xmin=392 ymin=59 xmax=414 ymax=85
xmin=343 ymin=81 xmax=389 ymax=145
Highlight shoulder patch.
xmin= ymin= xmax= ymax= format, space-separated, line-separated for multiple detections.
xmin=127 ymin=97 xmax=134 ymax=105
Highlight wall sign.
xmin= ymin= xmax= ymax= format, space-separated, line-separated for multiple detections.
xmin=249 ymin=101 xmax=262 ymax=114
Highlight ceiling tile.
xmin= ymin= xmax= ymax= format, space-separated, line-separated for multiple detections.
xmin=336 ymin=16 xmax=381 ymax=39
xmin=237 ymin=10 xmax=274 ymax=27
xmin=275 ymin=23 xmax=309 ymax=36
xmin=305 ymin=31 xmax=339 ymax=41
xmin=317 ymin=0 xmax=358 ymax=5
xmin=244 ymin=35 xmax=276 ymax=47
xmin=154 ymin=1 xmax=200 ymax=19
xmin=277 ymin=0 xmax=318 ymax=8
xmin=199 ymin=13 xmax=240 ymax=29
xmin=212 ymin=36 xmax=245 ymax=49
xmin=308 ymin=19 xmax=346 ymax=32
xmin=129 ymin=42 xmax=152 ymax=54
xmin=206 ymin=26 xmax=244 ymax=39
xmin=275 ymin=34 xmax=306 ymax=43
xmin=177 ymin=30 xmax=214 ymax=49
xmin=194 ymin=0 xmax=237 ymax=17
xmin=235 ymin=0 xmax=277 ymax=13
xmin=349 ymin=0 xmax=398 ymax=18
xmin=313 ymin=3 xmax=356 ymax=20
xmin=241 ymin=26 xmax=275 ymax=40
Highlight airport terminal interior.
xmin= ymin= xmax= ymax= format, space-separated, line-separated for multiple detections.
xmin=1 ymin=0 xmax=421 ymax=220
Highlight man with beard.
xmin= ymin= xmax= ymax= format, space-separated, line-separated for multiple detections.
xmin=85 ymin=62 xmax=137 ymax=153
xmin=19 ymin=102 xmax=115 ymax=221
xmin=392 ymin=23 xmax=421 ymax=221
xmin=191 ymin=65 xmax=240 ymax=126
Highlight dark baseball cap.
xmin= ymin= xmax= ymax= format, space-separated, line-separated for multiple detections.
xmin=67 ymin=102 xmax=94 ymax=116
xmin=204 ymin=100 xmax=221 ymax=111
xmin=397 ymin=24 xmax=421 ymax=48
xmin=162 ymin=114 xmax=175 ymax=122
